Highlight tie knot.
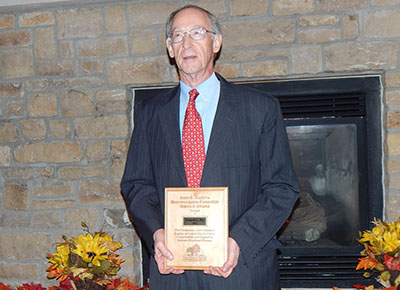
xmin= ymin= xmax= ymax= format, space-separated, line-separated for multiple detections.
xmin=189 ymin=89 xmax=199 ymax=101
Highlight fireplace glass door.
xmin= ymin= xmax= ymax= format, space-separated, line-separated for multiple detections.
xmin=280 ymin=123 xmax=360 ymax=247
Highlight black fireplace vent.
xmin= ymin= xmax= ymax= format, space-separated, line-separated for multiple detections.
xmin=275 ymin=92 xmax=366 ymax=119
xmin=278 ymin=253 xmax=373 ymax=288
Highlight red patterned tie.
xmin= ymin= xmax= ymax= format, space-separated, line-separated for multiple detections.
xmin=182 ymin=89 xmax=205 ymax=188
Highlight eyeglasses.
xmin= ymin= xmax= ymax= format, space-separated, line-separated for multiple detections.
xmin=168 ymin=27 xmax=216 ymax=44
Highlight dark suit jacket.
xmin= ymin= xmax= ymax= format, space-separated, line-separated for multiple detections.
xmin=121 ymin=73 xmax=300 ymax=290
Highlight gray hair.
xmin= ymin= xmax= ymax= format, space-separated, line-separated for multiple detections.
xmin=166 ymin=5 xmax=222 ymax=39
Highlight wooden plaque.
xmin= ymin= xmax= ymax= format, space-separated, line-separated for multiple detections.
xmin=164 ymin=187 xmax=228 ymax=270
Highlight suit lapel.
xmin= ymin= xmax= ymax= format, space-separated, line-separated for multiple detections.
xmin=158 ymin=87 xmax=187 ymax=186
xmin=201 ymin=76 xmax=240 ymax=185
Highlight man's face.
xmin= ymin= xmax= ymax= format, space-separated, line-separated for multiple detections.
xmin=166 ymin=8 xmax=222 ymax=83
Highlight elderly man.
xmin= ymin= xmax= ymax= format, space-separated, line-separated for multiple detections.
xmin=121 ymin=4 xmax=299 ymax=290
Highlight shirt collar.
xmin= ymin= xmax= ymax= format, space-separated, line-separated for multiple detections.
xmin=179 ymin=73 xmax=219 ymax=103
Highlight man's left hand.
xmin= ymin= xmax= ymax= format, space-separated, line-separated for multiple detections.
xmin=203 ymin=237 xmax=240 ymax=278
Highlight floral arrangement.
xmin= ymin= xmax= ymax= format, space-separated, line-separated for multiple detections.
xmin=0 ymin=223 xmax=148 ymax=290
xmin=0 ymin=279 xmax=145 ymax=290
xmin=46 ymin=222 xmax=125 ymax=284
xmin=333 ymin=286 xmax=396 ymax=290
xmin=355 ymin=217 xmax=400 ymax=289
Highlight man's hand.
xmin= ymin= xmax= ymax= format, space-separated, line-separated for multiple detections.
xmin=203 ymin=237 xmax=240 ymax=278
xmin=153 ymin=228 xmax=184 ymax=275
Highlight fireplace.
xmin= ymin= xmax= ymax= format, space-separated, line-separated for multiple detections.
xmin=240 ymin=75 xmax=383 ymax=287
xmin=131 ymin=75 xmax=383 ymax=287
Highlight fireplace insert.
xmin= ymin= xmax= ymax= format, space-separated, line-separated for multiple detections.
xmin=131 ymin=75 xmax=383 ymax=288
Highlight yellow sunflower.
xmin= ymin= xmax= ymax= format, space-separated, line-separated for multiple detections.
xmin=359 ymin=219 xmax=400 ymax=255
xmin=48 ymin=244 xmax=70 ymax=269
xmin=72 ymin=233 xmax=108 ymax=266
xmin=383 ymin=230 xmax=400 ymax=253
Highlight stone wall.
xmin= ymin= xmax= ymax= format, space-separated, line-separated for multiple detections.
xmin=0 ymin=0 xmax=400 ymax=287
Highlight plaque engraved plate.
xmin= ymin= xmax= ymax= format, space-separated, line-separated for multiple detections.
xmin=165 ymin=187 xmax=228 ymax=270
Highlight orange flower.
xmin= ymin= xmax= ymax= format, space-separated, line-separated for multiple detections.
xmin=108 ymin=254 xmax=125 ymax=266
xmin=116 ymin=279 xmax=139 ymax=290
xmin=106 ymin=278 xmax=121 ymax=290
xmin=383 ymin=287 xmax=398 ymax=290
xmin=356 ymin=256 xmax=381 ymax=270
xmin=351 ymin=284 xmax=366 ymax=289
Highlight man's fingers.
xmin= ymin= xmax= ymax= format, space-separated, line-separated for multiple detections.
xmin=155 ymin=254 xmax=184 ymax=275
xmin=155 ymin=242 xmax=173 ymax=260
xmin=222 ymin=254 xmax=238 ymax=273
xmin=153 ymin=228 xmax=184 ymax=275
xmin=204 ymin=266 xmax=231 ymax=278
xmin=153 ymin=229 xmax=173 ymax=260
xmin=154 ymin=251 xmax=171 ymax=274
xmin=216 ymin=267 xmax=232 ymax=279
xmin=205 ymin=266 xmax=222 ymax=277
xmin=203 ymin=238 xmax=240 ymax=278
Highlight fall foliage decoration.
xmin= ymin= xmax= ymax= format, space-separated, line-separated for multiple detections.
xmin=0 ymin=222 xmax=148 ymax=290
xmin=356 ymin=218 xmax=400 ymax=288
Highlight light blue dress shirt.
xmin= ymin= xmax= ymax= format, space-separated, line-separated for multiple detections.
xmin=179 ymin=73 xmax=220 ymax=154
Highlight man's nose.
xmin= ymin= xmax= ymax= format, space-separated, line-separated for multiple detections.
xmin=182 ymin=33 xmax=193 ymax=48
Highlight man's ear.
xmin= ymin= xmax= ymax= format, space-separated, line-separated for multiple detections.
xmin=213 ymin=34 xmax=222 ymax=54
xmin=166 ymin=39 xmax=175 ymax=58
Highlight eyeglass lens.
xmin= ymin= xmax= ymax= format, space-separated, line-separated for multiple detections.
xmin=171 ymin=27 xmax=207 ymax=43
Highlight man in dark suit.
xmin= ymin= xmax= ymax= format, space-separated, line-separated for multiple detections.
xmin=121 ymin=4 xmax=300 ymax=290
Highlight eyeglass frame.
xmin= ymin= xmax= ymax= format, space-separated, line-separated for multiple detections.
xmin=167 ymin=26 xmax=217 ymax=44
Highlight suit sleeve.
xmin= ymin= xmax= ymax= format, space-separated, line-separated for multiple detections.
xmin=120 ymin=101 xmax=163 ymax=254
xmin=229 ymin=97 xmax=300 ymax=264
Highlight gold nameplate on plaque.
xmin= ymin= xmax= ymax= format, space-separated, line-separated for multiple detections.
xmin=165 ymin=187 xmax=228 ymax=270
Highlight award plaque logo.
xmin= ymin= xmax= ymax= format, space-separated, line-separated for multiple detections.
xmin=183 ymin=243 xmax=207 ymax=262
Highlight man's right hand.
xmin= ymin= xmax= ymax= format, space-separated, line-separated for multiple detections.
xmin=153 ymin=228 xmax=185 ymax=275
